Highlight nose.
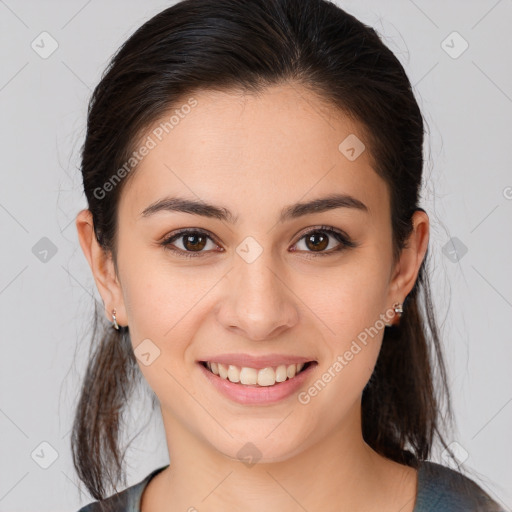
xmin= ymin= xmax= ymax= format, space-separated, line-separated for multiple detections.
xmin=216 ymin=251 xmax=300 ymax=341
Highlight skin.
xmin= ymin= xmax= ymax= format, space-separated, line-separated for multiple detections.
xmin=76 ymin=84 xmax=429 ymax=512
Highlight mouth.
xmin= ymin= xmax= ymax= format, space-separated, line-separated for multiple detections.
xmin=199 ymin=360 xmax=317 ymax=388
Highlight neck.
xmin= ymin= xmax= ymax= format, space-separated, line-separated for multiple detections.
xmin=145 ymin=400 xmax=417 ymax=512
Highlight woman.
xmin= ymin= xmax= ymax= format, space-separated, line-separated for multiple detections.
xmin=72 ymin=0 xmax=505 ymax=510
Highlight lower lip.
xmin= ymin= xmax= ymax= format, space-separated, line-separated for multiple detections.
xmin=197 ymin=361 xmax=318 ymax=405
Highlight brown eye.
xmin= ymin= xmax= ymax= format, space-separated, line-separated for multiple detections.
xmin=160 ymin=229 xmax=220 ymax=258
xmin=304 ymin=232 xmax=329 ymax=252
xmin=292 ymin=226 xmax=357 ymax=257
xmin=181 ymin=232 xmax=208 ymax=252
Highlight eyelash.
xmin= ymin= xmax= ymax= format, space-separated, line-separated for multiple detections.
xmin=160 ymin=225 xmax=357 ymax=260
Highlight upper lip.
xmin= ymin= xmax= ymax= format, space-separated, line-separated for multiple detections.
xmin=199 ymin=353 xmax=317 ymax=370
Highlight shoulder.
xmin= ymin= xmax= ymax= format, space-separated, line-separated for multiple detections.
xmin=414 ymin=460 xmax=506 ymax=511
xmin=75 ymin=483 xmax=142 ymax=512
xmin=75 ymin=465 xmax=169 ymax=512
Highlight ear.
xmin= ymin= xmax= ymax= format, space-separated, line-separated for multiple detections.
xmin=387 ymin=209 xmax=429 ymax=318
xmin=75 ymin=209 xmax=127 ymax=327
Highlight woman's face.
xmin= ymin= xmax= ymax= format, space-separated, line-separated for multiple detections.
xmin=97 ymin=84 xmax=426 ymax=462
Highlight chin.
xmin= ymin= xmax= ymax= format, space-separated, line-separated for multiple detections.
xmin=212 ymin=433 xmax=310 ymax=466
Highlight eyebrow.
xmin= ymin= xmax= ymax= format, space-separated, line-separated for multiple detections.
xmin=139 ymin=193 xmax=369 ymax=224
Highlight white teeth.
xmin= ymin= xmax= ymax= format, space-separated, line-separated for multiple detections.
xmin=227 ymin=365 xmax=240 ymax=383
xmin=205 ymin=361 xmax=309 ymax=386
xmin=287 ymin=364 xmax=297 ymax=379
xmin=240 ymin=367 xmax=258 ymax=385
xmin=218 ymin=363 xmax=228 ymax=379
xmin=275 ymin=365 xmax=288 ymax=383
xmin=257 ymin=367 xmax=275 ymax=386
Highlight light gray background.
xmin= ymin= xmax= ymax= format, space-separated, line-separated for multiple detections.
xmin=0 ymin=1 xmax=511 ymax=510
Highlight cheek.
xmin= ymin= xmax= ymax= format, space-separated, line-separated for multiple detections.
xmin=302 ymin=257 xmax=390 ymax=339
xmin=119 ymin=249 xmax=224 ymax=360
xmin=119 ymin=242 xmax=192 ymax=328
xmin=302 ymin=293 xmax=385 ymax=417
xmin=119 ymin=262 xmax=206 ymax=401
xmin=296 ymin=256 xmax=389 ymax=394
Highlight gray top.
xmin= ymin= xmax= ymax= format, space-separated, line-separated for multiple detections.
xmin=76 ymin=460 xmax=506 ymax=511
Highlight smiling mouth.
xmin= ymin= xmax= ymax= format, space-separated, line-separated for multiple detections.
xmin=200 ymin=360 xmax=316 ymax=387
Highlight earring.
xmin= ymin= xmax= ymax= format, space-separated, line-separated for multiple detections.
xmin=385 ymin=302 xmax=403 ymax=327
xmin=111 ymin=308 xmax=119 ymax=330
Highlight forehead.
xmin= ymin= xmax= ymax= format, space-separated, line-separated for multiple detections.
xmin=119 ymin=84 xmax=388 ymax=223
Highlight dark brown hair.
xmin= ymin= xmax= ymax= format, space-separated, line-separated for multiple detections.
xmin=72 ymin=0 xmax=458 ymax=500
